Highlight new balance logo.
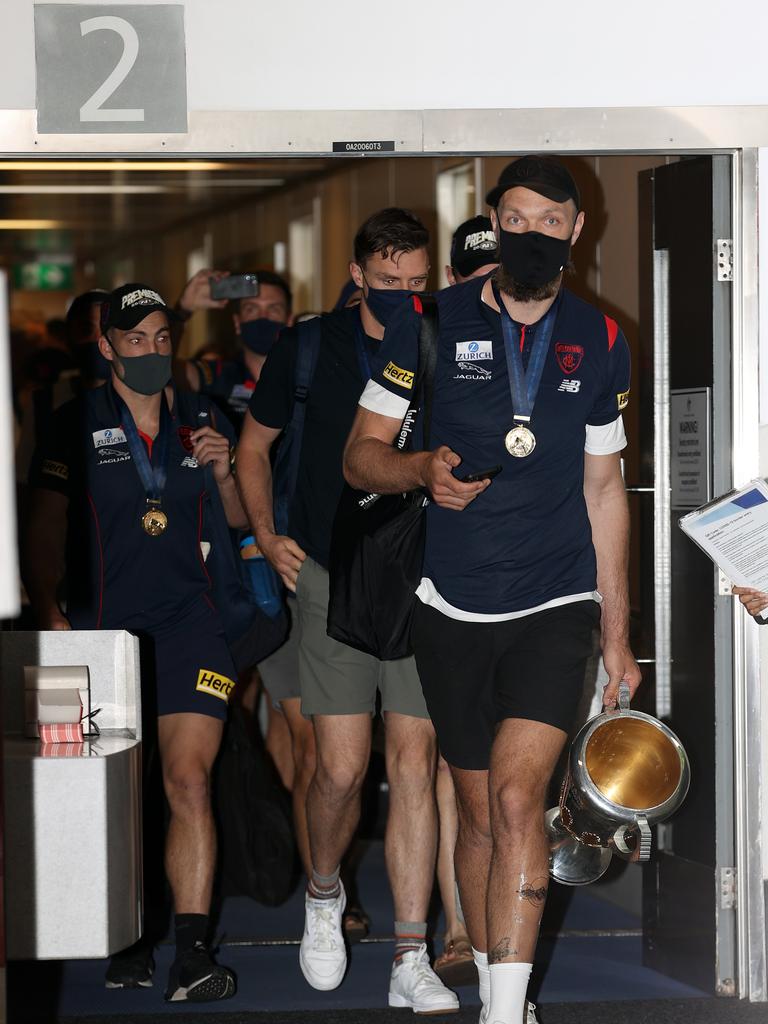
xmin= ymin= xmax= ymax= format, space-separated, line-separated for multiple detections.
xmin=558 ymin=379 xmax=581 ymax=394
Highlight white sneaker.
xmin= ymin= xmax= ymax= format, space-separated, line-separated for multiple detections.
xmin=298 ymin=881 xmax=347 ymax=991
xmin=483 ymin=1000 xmax=539 ymax=1023
xmin=389 ymin=943 xmax=460 ymax=1014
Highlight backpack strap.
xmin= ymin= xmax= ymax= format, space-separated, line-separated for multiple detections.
xmin=272 ymin=317 xmax=323 ymax=535
xmin=413 ymin=295 xmax=439 ymax=453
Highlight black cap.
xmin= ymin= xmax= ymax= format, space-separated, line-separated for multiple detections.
xmin=450 ymin=216 xmax=498 ymax=277
xmin=100 ymin=283 xmax=180 ymax=333
xmin=486 ymin=156 xmax=580 ymax=211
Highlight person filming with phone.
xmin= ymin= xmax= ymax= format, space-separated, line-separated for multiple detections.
xmin=180 ymin=270 xmax=294 ymax=430
xmin=343 ymin=157 xmax=642 ymax=1024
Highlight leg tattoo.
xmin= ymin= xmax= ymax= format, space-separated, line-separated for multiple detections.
xmin=488 ymin=936 xmax=519 ymax=964
xmin=516 ymin=877 xmax=548 ymax=906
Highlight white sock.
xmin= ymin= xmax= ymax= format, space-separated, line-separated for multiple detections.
xmin=472 ymin=947 xmax=490 ymax=1009
xmin=487 ymin=962 xmax=532 ymax=1024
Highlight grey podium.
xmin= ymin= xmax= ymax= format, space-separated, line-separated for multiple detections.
xmin=1 ymin=630 xmax=142 ymax=959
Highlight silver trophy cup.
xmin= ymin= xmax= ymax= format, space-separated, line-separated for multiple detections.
xmin=546 ymin=682 xmax=690 ymax=886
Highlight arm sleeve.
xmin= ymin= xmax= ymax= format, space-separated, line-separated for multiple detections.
xmin=585 ymin=416 xmax=627 ymax=455
xmin=360 ymin=297 xmax=422 ymax=420
xmin=587 ymin=320 xmax=631 ymax=427
xmin=247 ymin=326 xmax=298 ymax=430
xmin=27 ymin=403 xmax=78 ymax=497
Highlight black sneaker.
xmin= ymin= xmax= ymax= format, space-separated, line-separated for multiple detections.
xmin=105 ymin=942 xmax=155 ymax=989
xmin=164 ymin=941 xmax=236 ymax=1002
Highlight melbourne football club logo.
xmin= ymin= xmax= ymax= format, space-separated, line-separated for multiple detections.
xmin=555 ymin=343 xmax=584 ymax=375
xmin=177 ymin=426 xmax=195 ymax=452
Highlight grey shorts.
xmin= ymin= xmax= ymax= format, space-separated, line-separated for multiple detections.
xmin=294 ymin=556 xmax=429 ymax=719
xmin=258 ymin=602 xmax=301 ymax=707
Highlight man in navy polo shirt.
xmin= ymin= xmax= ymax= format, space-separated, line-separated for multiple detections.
xmin=237 ymin=209 xmax=458 ymax=1014
xmin=24 ymin=283 xmax=245 ymax=1003
xmin=344 ymin=157 xmax=642 ymax=1024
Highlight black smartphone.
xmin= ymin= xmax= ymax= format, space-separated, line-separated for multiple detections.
xmin=460 ymin=465 xmax=503 ymax=483
xmin=210 ymin=273 xmax=259 ymax=301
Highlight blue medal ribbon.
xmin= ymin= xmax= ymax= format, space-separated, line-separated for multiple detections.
xmin=494 ymin=285 xmax=561 ymax=426
xmin=115 ymin=390 xmax=172 ymax=511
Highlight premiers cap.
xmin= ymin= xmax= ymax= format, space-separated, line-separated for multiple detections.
xmin=100 ymin=282 xmax=180 ymax=332
xmin=450 ymin=216 xmax=498 ymax=277
xmin=486 ymin=156 xmax=581 ymax=210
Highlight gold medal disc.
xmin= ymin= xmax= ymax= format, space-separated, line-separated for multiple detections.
xmin=142 ymin=507 xmax=168 ymax=536
xmin=504 ymin=425 xmax=536 ymax=458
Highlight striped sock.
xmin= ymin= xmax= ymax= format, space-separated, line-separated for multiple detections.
xmin=307 ymin=866 xmax=341 ymax=901
xmin=394 ymin=920 xmax=427 ymax=963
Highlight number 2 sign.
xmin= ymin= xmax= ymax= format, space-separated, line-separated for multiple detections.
xmin=34 ymin=5 xmax=187 ymax=134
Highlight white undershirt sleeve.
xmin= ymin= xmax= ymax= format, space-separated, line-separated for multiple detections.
xmin=584 ymin=415 xmax=627 ymax=455
xmin=358 ymin=380 xmax=411 ymax=420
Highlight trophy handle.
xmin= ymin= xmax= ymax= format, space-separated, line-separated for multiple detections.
xmin=636 ymin=814 xmax=652 ymax=861
xmin=618 ymin=680 xmax=631 ymax=711
xmin=612 ymin=814 xmax=653 ymax=863
xmin=606 ymin=680 xmax=632 ymax=717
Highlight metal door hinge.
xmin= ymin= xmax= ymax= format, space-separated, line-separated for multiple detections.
xmin=716 ymin=239 xmax=733 ymax=282
xmin=718 ymin=570 xmax=732 ymax=596
xmin=720 ymin=866 xmax=737 ymax=909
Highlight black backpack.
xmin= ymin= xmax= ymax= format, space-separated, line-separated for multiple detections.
xmin=214 ymin=702 xmax=298 ymax=906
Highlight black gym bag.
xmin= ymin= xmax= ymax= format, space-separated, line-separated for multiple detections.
xmin=326 ymin=295 xmax=438 ymax=660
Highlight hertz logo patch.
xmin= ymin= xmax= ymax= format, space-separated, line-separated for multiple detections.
xmin=42 ymin=459 xmax=68 ymax=480
xmin=617 ymin=390 xmax=630 ymax=411
xmin=383 ymin=361 xmax=414 ymax=390
xmin=195 ymin=669 xmax=235 ymax=702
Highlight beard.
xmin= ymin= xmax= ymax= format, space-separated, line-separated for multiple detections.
xmin=494 ymin=261 xmax=574 ymax=303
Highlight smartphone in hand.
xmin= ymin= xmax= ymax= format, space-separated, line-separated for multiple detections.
xmin=460 ymin=465 xmax=502 ymax=484
xmin=210 ymin=274 xmax=259 ymax=301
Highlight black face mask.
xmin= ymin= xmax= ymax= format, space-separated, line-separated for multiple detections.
xmin=497 ymin=225 xmax=571 ymax=289
xmin=117 ymin=352 xmax=172 ymax=396
xmin=363 ymin=281 xmax=412 ymax=328
xmin=240 ymin=318 xmax=285 ymax=355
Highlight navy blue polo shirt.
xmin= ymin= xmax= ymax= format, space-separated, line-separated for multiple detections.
xmin=28 ymin=381 xmax=236 ymax=631
xmin=360 ymin=277 xmax=631 ymax=616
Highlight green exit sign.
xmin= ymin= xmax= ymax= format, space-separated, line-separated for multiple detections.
xmin=14 ymin=261 xmax=74 ymax=291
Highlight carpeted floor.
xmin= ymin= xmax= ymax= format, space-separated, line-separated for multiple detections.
xmin=54 ymin=1000 xmax=768 ymax=1024
xmin=8 ymin=841 xmax=713 ymax=1022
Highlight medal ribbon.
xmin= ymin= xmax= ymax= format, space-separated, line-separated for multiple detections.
xmin=494 ymin=285 xmax=561 ymax=426
xmin=354 ymin=316 xmax=373 ymax=384
xmin=115 ymin=390 xmax=171 ymax=507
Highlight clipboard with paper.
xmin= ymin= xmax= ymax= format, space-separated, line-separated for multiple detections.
xmin=679 ymin=478 xmax=768 ymax=623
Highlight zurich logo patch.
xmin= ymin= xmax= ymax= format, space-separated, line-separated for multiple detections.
xmin=455 ymin=340 xmax=493 ymax=361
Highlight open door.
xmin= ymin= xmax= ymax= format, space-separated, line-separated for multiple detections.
xmin=636 ymin=156 xmax=735 ymax=994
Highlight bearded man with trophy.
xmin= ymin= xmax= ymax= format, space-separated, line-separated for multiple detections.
xmin=344 ymin=156 xmax=653 ymax=1024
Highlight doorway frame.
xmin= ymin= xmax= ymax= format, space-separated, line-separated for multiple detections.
xmin=0 ymin=107 xmax=764 ymax=1000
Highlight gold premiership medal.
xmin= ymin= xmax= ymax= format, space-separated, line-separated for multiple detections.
xmin=505 ymin=425 xmax=536 ymax=458
xmin=142 ymin=505 xmax=168 ymax=536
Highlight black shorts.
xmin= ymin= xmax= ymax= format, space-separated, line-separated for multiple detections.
xmin=139 ymin=599 xmax=238 ymax=721
xmin=412 ymin=599 xmax=600 ymax=770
